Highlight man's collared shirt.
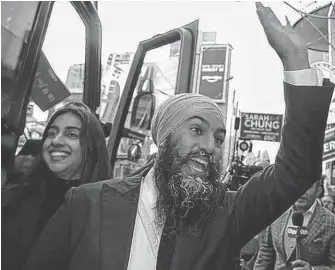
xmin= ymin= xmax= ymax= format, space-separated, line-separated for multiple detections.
xmin=127 ymin=169 xmax=162 ymax=270
xmin=302 ymin=200 xmax=317 ymax=226
xmin=284 ymin=68 xmax=326 ymax=86
xmin=283 ymin=200 xmax=318 ymax=258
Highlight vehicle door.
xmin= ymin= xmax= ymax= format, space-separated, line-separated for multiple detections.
xmin=106 ymin=21 xmax=199 ymax=177
xmin=1 ymin=1 xmax=102 ymax=187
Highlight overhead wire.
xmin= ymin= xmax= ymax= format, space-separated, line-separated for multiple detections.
xmin=284 ymin=1 xmax=335 ymax=19
xmin=306 ymin=31 xmax=335 ymax=47
xmin=284 ymin=1 xmax=335 ymax=52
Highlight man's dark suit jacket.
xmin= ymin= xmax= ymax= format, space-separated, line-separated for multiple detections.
xmin=254 ymin=201 xmax=335 ymax=270
xmin=24 ymin=82 xmax=334 ymax=270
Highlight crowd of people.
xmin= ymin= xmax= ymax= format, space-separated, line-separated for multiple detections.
xmin=2 ymin=2 xmax=335 ymax=270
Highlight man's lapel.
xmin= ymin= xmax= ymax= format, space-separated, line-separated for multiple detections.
xmin=99 ymin=176 xmax=142 ymax=270
xmin=286 ymin=202 xmax=324 ymax=262
xmin=279 ymin=209 xmax=292 ymax=261
xmin=301 ymin=201 xmax=324 ymax=244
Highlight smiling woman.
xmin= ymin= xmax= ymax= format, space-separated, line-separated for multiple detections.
xmin=2 ymin=105 xmax=111 ymax=270
xmin=41 ymin=106 xmax=111 ymax=184
xmin=42 ymin=112 xmax=83 ymax=180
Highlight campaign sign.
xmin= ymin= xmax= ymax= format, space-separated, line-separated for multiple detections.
xmin=240 ymin=113 xmax=283 ymax=142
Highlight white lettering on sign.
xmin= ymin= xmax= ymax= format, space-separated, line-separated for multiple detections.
xmin=244 ymin=119 xmax=281 ymax=130
xmin=241 ymin=113 xmax=283 ymax=142
xmin=41 ymin=88 xmax=55 ymax=102
xmin=201 ymin=64 xmax=224 ymax=72
xmin=299 ymin=228 xmax=308 ymax=236
xmin=36 ymin=74 xmax=56 ymax=102
xmin=287 ymin=225 xmax=308 ymax=238
xmin=48 ymin=68 xmax=58 ymax=82
xmin=324 ymin=140 xmax=335 ymax=153
xmin=201 ymin=75 xmax=222 ymax=83
xmin=264 ymin=135 xmax=276 ymax=141
xmin=287 ymin=226 xmax=298 ymax=237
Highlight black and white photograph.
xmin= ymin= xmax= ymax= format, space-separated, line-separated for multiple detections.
xmin=1 ymin=1 xmax=335 ymax=270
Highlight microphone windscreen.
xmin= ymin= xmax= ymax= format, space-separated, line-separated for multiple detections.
xmin=234 ymin=117 xmax=240 ymax=130
xmin=292 ymin=212 xmax=304 ymax=226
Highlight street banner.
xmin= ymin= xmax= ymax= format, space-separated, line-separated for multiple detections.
xmin=30 ymin=51 xmax=71 ymax=111
xmin=323 ymin=128 xmax=335 ymax=161
xmin=197 ymin=45 xmax=231 ymax=102
xmin=240 ymin=112 xmax=283 ymax=142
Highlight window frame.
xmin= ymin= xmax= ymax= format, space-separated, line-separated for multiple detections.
xmin=3 ymin=1 xmax=53 ymax=135
xmin=71 ymin=1 xmax=102 ymax=114
xmin=107 ymin=23 xmax=199 ymax=173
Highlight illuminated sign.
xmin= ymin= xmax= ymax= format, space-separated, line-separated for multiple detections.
xmin=197 ymin=45 xmax=231 ymax=102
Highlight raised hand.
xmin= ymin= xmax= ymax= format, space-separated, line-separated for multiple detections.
xmin=256 ymin=2 xmax=310 ymax=71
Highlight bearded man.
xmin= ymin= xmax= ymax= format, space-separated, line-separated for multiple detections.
xmin=24 ymin=3 xmax=334 ymax=270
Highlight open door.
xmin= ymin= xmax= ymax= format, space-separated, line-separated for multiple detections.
xmin=2 ymin=2 xmax=53 ymax=187
xmin=107 ymin=20 xmax=199 ymax=177
xmin=1 ymin=1 xmax=102 ymax=187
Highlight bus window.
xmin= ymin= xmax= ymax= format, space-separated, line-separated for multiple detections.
xmin=113 ymin=41 xmax=180 ymax=178
xmin=1 ymin=1 xmax=39 ymax=116
xmin=17 ymin=1 xmax=86 ymax=154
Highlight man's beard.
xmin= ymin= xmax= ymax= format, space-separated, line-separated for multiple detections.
xmin=154 ymin=136 xmax=223 ymax=236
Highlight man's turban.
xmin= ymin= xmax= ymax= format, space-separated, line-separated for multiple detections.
xmin=151 ymin=93 xmax=225 ymax=146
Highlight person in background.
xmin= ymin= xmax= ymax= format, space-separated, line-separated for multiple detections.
xmin=247 ymin=175 xmax=325 ymax=269
xmin=63 ymin=100 xmax=91 ymax=111
xmin=254 ymin=179 xmax=335 ymax=270
xmin=2 ymin=106 xmax=111 ymax=270
xmin=322 ymin=195 xmax=334 ymax=213
xmin=323 ymin=175 xmax=335 ymax=200
xmin=318 ymin=174 xmax=327 ymax=199
xmin=12 ymin=154 xmax=39 ymax=181
xmin=24 ymin=3 xmax=334 ymax=270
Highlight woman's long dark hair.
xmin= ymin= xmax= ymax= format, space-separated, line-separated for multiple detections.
xmin=40 ymin=107 xmax=111 ymax=184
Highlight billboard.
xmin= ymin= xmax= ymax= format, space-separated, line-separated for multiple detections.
xmin=240 ymin=113 xmax=283 ymax=142
xmin=197 ymin=45 xmax=231 ymax=102
xmin=323 ymin=128 xmax=335 ymax=161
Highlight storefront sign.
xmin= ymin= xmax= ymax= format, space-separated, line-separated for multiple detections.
xmin=324 ymin=128 xmax=335 ymax=161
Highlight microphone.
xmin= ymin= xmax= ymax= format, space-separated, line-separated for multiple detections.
xmin=234 ymin=117 xmax=240 ymax=130
xmin=290 ymin=212 xmax=308 ymax=260
xmin=292 ymin=211 xmax=304 ymax=227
